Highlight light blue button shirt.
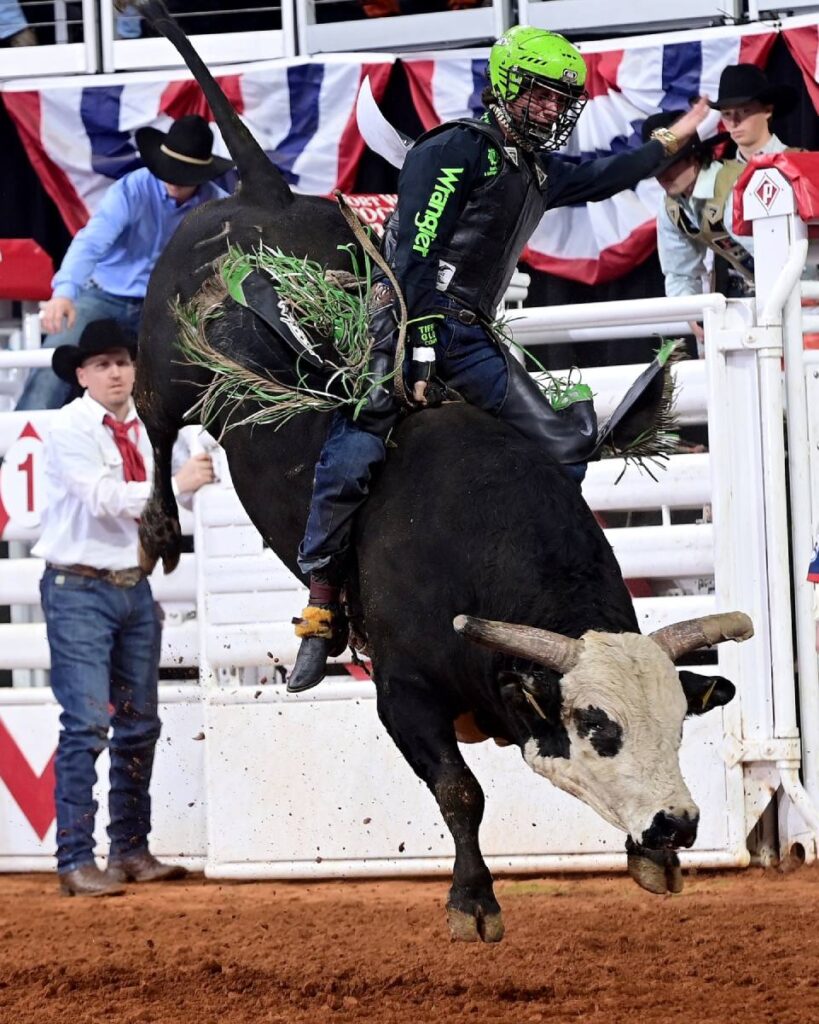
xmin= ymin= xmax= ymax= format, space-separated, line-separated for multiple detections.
xmin=0 ymin=0 xmax=28 ymax=39
xmin=52 ymin=167 xmax=227 ymax=301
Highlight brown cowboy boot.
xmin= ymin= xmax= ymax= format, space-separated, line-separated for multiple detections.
xmin=106 ymin=849 xmax=187 ymax=883
xmin=59 ymin=863 xmax=126 ymax=898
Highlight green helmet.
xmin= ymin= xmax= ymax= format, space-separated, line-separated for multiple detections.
xmin=488 ymin=26 xmax=588 ymax=151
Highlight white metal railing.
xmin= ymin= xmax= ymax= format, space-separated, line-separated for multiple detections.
xmin=0 ymin=0 xmax=97 ymax=78
xmin=518 ymin=0 xmax=743 ymax=34
xmin=2 ymin=1 xmax=797 ymax=78
xmin=296 ymin=0 xmax=508 ymax=56
xmin=0 ymin=355 xmax=713 ymax=667
xmin=98 ymin=1 xmax=296 ymax=72
xmin=0 ymin=290 xmax=750 ymax=879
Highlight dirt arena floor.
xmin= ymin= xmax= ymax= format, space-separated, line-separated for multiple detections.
xmin=2 ymin=865 xmax=819 ymax=1024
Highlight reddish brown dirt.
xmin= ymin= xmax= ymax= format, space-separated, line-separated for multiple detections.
xmin=2 ymin=866 xmax=819 ymax=1024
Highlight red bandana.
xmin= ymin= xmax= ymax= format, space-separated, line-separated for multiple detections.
xmin=103 ymin=415 xmax=147 ymax=483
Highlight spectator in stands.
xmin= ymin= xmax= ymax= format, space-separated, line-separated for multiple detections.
xmin=0 ymin=0 xmax=36 ymax=46
xmin=287 ymin=25 xmax=710 ymax=692
xmin=648 ymin=65 xmax=797 ymax=352
xmin=115 ymin=3 xmax=142 ymax=39
xmin=34 ymin=318 xmax=214 ymax=897
xmin=643 ymin=112 xmax=746 ymax=353
xmin=712 ymin=64 xmax=796 ymax=165
xmin=358 ymin=0 xmax=484 ymax=16
xmin=17 ymin=115 xmax=233 ymax=411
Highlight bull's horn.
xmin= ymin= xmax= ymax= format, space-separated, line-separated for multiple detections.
xmin=453 ymin=615 xmax=582 ymax=674
xmin=650 ymin=612 xmax=754 ymax=663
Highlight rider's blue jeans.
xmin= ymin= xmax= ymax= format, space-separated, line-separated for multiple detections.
xmin=298 ymin=310 xmax=509 ymax=575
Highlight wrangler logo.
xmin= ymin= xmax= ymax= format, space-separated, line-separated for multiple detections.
xmin=412 ymin=167 xmax=463 ymax=256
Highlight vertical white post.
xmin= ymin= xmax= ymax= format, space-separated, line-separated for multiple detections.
xmin=99 ymin=0 xmax=116 ymax=74
xmin=744 ymin=167 xmax=819 ymax=845
xmin=704 ymin=296 xmax=772 ymax=740
xmin=281 ymin=0 xmax=297 ymax=57
xmin=703 ymin=296 xmax=767 ymax=858
xmin=82 ymin=0 xmax=100 ymax=73
xmin=54 ymin=1 xmax=68 ymax=44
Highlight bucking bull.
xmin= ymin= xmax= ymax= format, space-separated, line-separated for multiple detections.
xmin=128 ymin=0 xmax=753 ymax=942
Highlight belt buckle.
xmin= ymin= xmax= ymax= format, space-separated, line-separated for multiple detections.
xmin=457 ymin=309 xmax=476 ymax=326
xmin=107 ymin=567 xmax=143 ymax=588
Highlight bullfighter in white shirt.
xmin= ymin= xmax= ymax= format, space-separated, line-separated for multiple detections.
xmin=34 ymin=319 xmax=214 ymax=897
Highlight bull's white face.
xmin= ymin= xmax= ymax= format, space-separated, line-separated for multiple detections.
xmin=522 ymin=631 xmax=699 ymax=846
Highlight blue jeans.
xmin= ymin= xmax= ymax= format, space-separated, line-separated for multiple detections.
xmin=41 ymin=569 xmax=162 ymax=873
xmin=298 ymin=313 xmax=508 ymax=575
xmin=16 ymin=286 xmax=144 ymax=411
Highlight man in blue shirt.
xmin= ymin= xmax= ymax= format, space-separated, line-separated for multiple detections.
xmin=0 ymin=0 xmax=35 ymax=46
xmin=18 ymin=114 xmax=233 ymax=410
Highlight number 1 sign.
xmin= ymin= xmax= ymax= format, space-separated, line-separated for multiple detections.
xmin=0 ymin=424 xmax=45 ymax=534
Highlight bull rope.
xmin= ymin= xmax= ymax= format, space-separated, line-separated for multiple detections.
xmin=332 ymin=189 xmax=412 ymax=410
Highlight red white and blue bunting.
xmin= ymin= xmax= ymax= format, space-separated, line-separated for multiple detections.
xmin=2 ymin=20 xmax=817 ymax=285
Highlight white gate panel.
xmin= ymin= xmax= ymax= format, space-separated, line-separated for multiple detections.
xmin=206 ymin=590 xmax=306 ymax=627
xmin=203 ymin=685 xmax=742 ymax=879
xmin=0 ymin=686 xmax=207 ymax=871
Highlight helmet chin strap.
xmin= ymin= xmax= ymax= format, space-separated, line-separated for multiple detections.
xmin=487 ymin=99 xmax=536 ymax=152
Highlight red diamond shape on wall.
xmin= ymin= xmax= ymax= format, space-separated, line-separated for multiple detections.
xmin=754 ymin=174 xmax=781 ymax=210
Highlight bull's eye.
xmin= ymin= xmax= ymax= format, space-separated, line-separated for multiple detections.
xmin=573 ymin=706 xmax=624 ymax=758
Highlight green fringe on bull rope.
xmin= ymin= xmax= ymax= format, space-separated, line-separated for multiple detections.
xmin=491 ymin=316 xmax=594 ymax=411
xmin=496 ymin=315 xmax=683 ymax=475
xmin=175 ymin=245 xmax=681 ymax=471
xmin=174 ymin=243 xmax=392 ymax=435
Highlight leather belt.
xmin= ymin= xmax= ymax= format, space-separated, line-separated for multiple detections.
xmin=434 ymin=305 xmax=482 ymax=326
xmin=47 ymin=563 xmax=145 ymax=589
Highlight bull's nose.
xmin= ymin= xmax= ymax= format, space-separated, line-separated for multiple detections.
xmin=642 ymin=810 xmax=699 ymax=850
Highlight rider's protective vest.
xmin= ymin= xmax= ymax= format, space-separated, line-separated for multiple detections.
xmin=664 ymin=160 xmax=753 ymax=282
xmin=384 ymin=118 xmax=548 ymax=321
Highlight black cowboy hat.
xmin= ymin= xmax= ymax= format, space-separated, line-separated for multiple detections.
xmin=641 ymin=111 xmax=729 ymax=176
xmin=135 ymin=114 xmax=234 ymax=186
xmin=709 ymin=64 xmax=797 ymax=115
xmin=52 ymin=319 xmax=138 ymax=383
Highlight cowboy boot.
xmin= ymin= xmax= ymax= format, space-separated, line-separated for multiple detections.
xmin=59 ymin=863 xmax=125 ymax=898
xmin=287 ymin=574 xmax=346 ymax=693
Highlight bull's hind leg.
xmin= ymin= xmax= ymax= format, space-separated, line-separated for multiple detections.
xmin=375 ymin=680 xmax=504 ymax=943
xmin=138 ymin=425 xmax=182 ymax=575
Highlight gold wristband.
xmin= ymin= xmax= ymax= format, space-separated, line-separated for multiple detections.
xmin=650 ymin=127 xmax=681 ymax=157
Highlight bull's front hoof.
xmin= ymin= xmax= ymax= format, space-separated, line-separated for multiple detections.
xmin=626 ymin=840 xmax=683 ymax=895
xmin=139 ymin=511 xmax=181 ymax=576
xmin=446 ymin=905 xmax=505 ymax=943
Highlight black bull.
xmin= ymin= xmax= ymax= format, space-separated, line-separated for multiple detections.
xmin=130 ymin=0 xmax=753 ymax=942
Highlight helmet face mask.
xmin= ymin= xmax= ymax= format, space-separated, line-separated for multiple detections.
xmin=489 ymin=27 xmax=588 ymax=151
xmin=505 ymin=72 xmax=587 ymax=151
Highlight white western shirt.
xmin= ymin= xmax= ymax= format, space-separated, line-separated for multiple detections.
xmin=33 ymin=392 xmax=154 ymax=571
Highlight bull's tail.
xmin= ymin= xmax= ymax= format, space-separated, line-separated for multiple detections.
xmin=126 ymin=0 xmax=292 ymax=207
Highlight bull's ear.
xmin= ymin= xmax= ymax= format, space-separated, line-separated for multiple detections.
xmin=678 ymin=670 xmax=735 ymax=717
